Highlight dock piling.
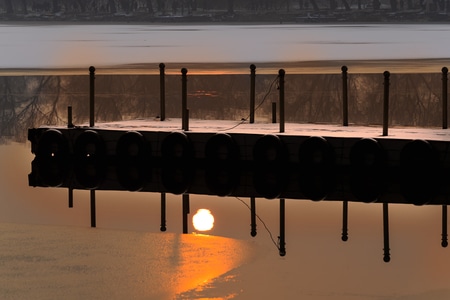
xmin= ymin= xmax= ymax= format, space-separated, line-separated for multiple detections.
xmin=159 ymin=63 xmax=166 ymax=121
xmin=442 ymin=67 xmax=448 ymax=129
xmin=383 ymin=71 xmax=390 ymax=136
xmin=342 ymin=66 xmax=349 ymax=126
xmin=89 ymin=66 xmax=95 ymax=127
xmin=279 ymin=69 xmax=285 ymax=133
xmin=250 ymin=64 xmax=256 ymax=124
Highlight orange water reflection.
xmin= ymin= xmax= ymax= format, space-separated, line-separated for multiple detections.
xmin=169 ymin=233 xmax=253 ymax=297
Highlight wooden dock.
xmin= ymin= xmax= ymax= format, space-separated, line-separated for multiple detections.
xmin=28 ymin=118 xmax=450 ymax=206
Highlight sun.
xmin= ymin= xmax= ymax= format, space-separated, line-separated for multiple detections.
xmin=192 ymin=209 xmax=215 ymax=232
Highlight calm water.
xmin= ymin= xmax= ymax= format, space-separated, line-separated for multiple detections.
xmin=2 ymin=23 xmax=450 ymax=299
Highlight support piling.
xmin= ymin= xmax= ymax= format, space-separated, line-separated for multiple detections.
xmin=279 ymin=198 xmax=286 ymax=256
xmin=342 ymin=201 xmax=348 ymax=241
xmin=383 ymin=202 xmax=390 ymax=262
xmin=160 ymin=193 xmax=167 ymax=232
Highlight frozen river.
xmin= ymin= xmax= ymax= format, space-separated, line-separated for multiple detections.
xmin=1 ymin=23 xmax=450 ymax=73
xmin=2 ymin=22 xmax=450 ymax=300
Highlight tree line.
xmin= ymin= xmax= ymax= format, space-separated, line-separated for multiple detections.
xmin=2 ymin=0 xmax=449 ymax=16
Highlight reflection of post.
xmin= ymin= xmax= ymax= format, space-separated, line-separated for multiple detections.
xmin=68 ymin=188 xmax=73 ymax=208
xmin=341 ymin=201 xmax=348 ymax=241
xmin=250 ymin=64 xmax=256 ymax=124
xmin=382 ymin=71 xmax=390 ymax=136
xmin=250 ymin=197 xmax=257 ymax=237
xmin=181 ymin=68 xmax=188 ymax=131
xmin=278 ymin=69 xmax=285 ymax=133
xmin=89 ymin=66 xmax=95 ymax=127
xmin=90 ymin=190 xmax=96 ymax=228
xmin=341 ymin=66 xmax=348 ymax=126
xmin=160 ymin=193 xmax=167 ymax=232
xmin=159 ymin=63 xmax=166 ymax=121
xmin=442 ymin=205 xmax=448 ymax=247
xmin=442 ymin=67 xmax=448 ymax=129
xmin=279 ymin=198 xmax=286 ymax=256
xmin=383 ymin=202 xmax=390 ymax=262
xmin=182 ymin=194 xmax=190 ymax=234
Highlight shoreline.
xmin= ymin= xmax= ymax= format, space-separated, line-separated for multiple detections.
xmin=1 ymin=58 xmax=449 ymax=75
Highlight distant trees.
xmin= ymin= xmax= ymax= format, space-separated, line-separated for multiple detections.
xmin=1 ymin=0 xmax=449 ymax=16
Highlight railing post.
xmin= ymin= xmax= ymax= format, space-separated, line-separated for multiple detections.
xmin=89 ymin=66 xmax=95 ymax=127
xmin=181 ymin=68 xmax=188 ymax=131
xmin=159 ymin=63 xmax=166 ymax=121
xmin=250 ymin=64 xmax=256 ymax=124
xmin=382 ymin=71 xmax=390 ymax=136
xmin=383 ymin=202 xmax=390 ymax=262
xmin=272 ymin=102 xmax=277 ymax=123
xmin=342 ymin=66 xmax=349 ymax=126
xmin=67 ymin=106 xmax=73 ymax=128
xmin=279 ymin=69 xmax=285 ymax=133
xmin=442 ymin=67 xmax=448 ymax=129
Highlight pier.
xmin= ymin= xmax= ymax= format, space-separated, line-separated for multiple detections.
xmin=26 ymin=64 xmax=450 ymax=261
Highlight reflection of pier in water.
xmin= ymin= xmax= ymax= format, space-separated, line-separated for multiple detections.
xmin=28 ymin=119 xmax=450 ymax=262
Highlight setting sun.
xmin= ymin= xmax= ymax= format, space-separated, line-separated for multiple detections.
xmin=192 ymin=209 xmax=215 ymax=232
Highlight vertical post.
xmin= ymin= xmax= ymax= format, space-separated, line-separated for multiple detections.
xmin=442 ymin=205 xmax=448 ymax=247
xmin=89 ymin=66 xmax=95 ymax=127
xmin=182 ymin=194 xmax=190 ymax=234
xmin=442 ymin=67 xmax=448 ymax=129
xmin=341 ymin=201 xmax=348 ymax=241
xmin=250 ymin=64 xmax=256 ymax=124
xmin=90 ymin=190 xmax=96 ymax=228
xmin=279 ymin=69 xmax=285 ymax=133
xmin=342 ymin=66 xmax=349 ymax=126
xmin=185 ymin=109 xmax=189 ymax=131
xmin=67 ymin=106 xmax=73 ymax=128
xmin=160 ymin=193 xmax=167 ymax=232
xmin=383 ymin=202 xmax=390 ymax=262
xmin=250 ymin=197 xmax=257 ymax=237
xmin=68 ymin=188 xmax=73 ymax=208
xmin=272 ymin=102 xmax=277 ymax=123
xmin=159 ymin=63 xmax=166 ymax=121
xmin=382 ymin=71 xmax=390 ymax=136
xmin=279 ymin=198 xmax=286 ymax=256
xmin=181 ymin=68 xmax=188 ymax=131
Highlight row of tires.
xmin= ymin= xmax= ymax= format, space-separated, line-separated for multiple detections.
xmin=31 ymin=128 xmax=445 ymax=204
xmin=34 ymin=128 xmax=440 ymax=166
